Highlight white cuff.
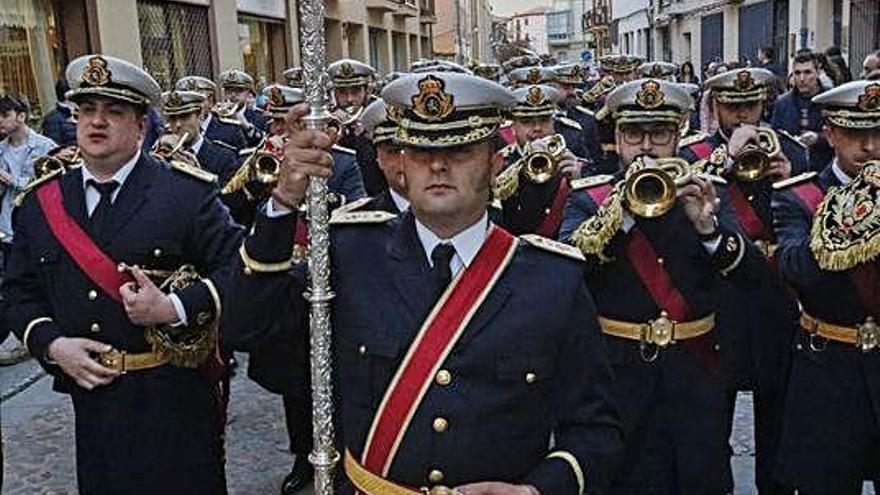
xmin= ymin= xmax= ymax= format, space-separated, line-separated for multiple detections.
xmin=168 ymin=293 xmax=188 ymax=327
xmin=621 ymin=212 xmax=635 ymax=233
xmin=265 ymin=198 xmax=294 ymax=218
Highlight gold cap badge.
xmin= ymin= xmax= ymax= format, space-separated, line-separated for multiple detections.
xmin=734 ymin=70 xmax=755 ymax=92
xmin=411 ymin=75 xmax=454 ymax=122
xmin=82 ymin=56 xmax=111 ymax=87
xmin=857 ymin=83 xmax=880 ymax=112
xmin=525 ymin=86 xmax=546 ymax=106
xmin=635 ymin=80 xmax=665 ymax=109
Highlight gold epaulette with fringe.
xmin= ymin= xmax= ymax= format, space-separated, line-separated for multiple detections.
xmin=570 ymin=174 xmax=615 ymax=191
xmin=772 ymin=171 xmax=818 ymax=190
xmin=13 ymin=168 xmax=63 ymax=207
xmin=520 ymin=234 xmax=585 ymax=261
xmin=555 ymin=116 xmax=583 ymax=131
xmin=332 ymin=144 xmax=356 ymax=155
xmin=329 ymin=210 xmax=396 ymax=225
xmin=169 ymin=160 xmax=218 ymax=183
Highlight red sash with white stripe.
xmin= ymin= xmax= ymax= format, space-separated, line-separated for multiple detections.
xmin=36 ymin=180 xmax=132 ymax=302
xmin=360 ymin=225 xmax=518 ymax=476
xmin=535 ymin=179 xmax=571 ymax=238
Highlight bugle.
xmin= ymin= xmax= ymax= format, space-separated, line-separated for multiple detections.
xmin=623 ymin=156 xmax=692 ymax=218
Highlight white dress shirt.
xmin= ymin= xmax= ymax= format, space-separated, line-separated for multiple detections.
xmin=831 ymin=158 xmax=854 ymax=185
xmin=414 ymin=213 xmax=489 ymax=277
xmin=389 ymin=189 xmax=410 ymax=211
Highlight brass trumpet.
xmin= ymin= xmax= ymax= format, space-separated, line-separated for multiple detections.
xmin=151 ymin=132 xmax=190 ymax=161
xmin=221 ymin=136 xmax=285 ymax=195
xmin=33 ymin=146 xmax=82 ymax=179
xmin=732 ymin=128 xmax=780 ymax=182
xmin=623 ymin=156 xmax=692 ymax=218
xmin=522 ymin=134 xmax=567 ymax=184
xmin=212 ymin=101 xmax=244 ymax=125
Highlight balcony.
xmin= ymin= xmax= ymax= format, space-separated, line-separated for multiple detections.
xmin=419 ymin=0 xmax=436 ymax=23
xmin=548 ymin=32 xmax=572 ymax=45
xmin=365 ymin=0 xmax=398 ymax=13
xmin=393 ymin=0 xmax=418 ymax=18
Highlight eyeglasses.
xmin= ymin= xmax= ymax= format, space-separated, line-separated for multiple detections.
xmin=619 ymin=126 xmax=676 ymax=145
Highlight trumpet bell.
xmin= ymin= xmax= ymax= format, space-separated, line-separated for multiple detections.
xmin=522 ymin=134 xmax=567 ymax=184
xmin=733 ymin=128 xmax=780 ymax=182
xmin=253 ymin=152 xmax=280 ymax=184
xmin=624 ymin=157 xmax=691 ymax=218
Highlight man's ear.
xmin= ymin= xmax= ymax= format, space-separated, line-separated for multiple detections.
xmin=822 ymin=125 xmax=835 ymax=149
xmin=490 ymin=146 xmax=505 ymax=178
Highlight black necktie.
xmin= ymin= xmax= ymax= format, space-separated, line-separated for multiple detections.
xmin=429 ymin=243 xmax=456 ymax=302
xmin=87 ymin=179 xmax=119 ymax=242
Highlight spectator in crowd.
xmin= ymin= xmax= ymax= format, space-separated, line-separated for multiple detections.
xmin=814 ymin=52 xmax=837 ymax=89
xmin=0 ymin=93 xmax=56 ymax=266
xmin=757 ymin=47 xmax=782 ymax=78
xmin=41 ymin=78 xmax=78 ymax=147
xmin=773 ymin=50 xmax=833 ymax=171
xmin=825 ymin=46 xmax=853 ymax=84
xmin=863 ymin=49 xmax=880 ymax=80
xmin=699 ymin=60 xmax=731 ymax=135
xmin=678 ymin=61 xmax=700 ymax=85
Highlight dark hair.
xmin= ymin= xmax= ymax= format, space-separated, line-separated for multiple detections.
xmin=760 ymin=46 xmax=775 ymax=59
xmin=680 ymin=61 xmax=694 ymax=75
xmin=793 ymin=49 xmax=819 ymax=68
xmin=825 ymin=46 xmax=842 ymax=57
xmin=55 ymin=78 xmax=70 ymax=101
xmin=0 ymin=93 xmax=30 ymax=115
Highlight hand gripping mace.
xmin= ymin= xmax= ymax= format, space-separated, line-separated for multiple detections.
xmin=299 ymin=0 xmax=339 ymax=492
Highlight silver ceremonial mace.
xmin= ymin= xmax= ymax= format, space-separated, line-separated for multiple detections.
xmin=299 ymin=0 xmax=339 ymax=492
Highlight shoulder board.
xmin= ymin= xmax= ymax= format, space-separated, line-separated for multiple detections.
xmin=570 ymin=174 xmax=615 ymax=190
xmin=520 ymin=234 xmax=584 ymax=261
xmin=13 ymin=168 xmax=64 ymax=207
xmin=772 ymin=171 xmax=818 ymax=190
xmin=209 ymin=139 xmax=237 ymax=152
xmin=168 ymin=160 xmax=218 ymax=184
xmin=555 ymin=116 xmax=583 ymax=131
xmin=775 ymin=128 xmax=806 ymax=148
xmin=574 ymin=105 xmax=595 ymax=117
xmin=679 ymin=132 xmax=709 ymax=148
xmin=329 ymin=210 xmax=396 ymax=225
xmin=331 ymin=196 xmax=372 ymax=215
xmin=331 ymin=144 xmax=356 ymax=155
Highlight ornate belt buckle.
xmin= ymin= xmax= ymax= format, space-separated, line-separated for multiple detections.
xmin=857 ymin=317 xmax=879 ymax=353
xmin=97 ymin=349 xmax=125 ymax=371
xmin=649 ymin=311 xmax=674 ymax=347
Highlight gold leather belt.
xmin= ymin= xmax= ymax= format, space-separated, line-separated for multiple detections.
xmin=800 ymin=312 xmax=880 ymax=352
xmin=598 ymin=312 xmax=716 ymax=347
xmin=344 ymin=450 xmax=460 ymax=495
xmin=96 ymin=348 xmax=170 ymax=372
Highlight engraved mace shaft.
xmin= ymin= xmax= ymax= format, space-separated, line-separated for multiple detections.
xmin=299 ymin=0 xmax=339 ymax=492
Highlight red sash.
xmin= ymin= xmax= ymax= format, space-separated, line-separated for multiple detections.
xmin=361 ymin=226 xmax=518 ymax=476
xmin=585 ymin=183 xmax=613 ymax=206
xmin=535 ymin=179 xmax=571 ymax=238
xmin=791 ymin=182 xmax=879 ymax=319
xmin=36 ymin=181 xmax=132 ymax=302
xmin=688 ymin=141 xmax=714 ymax=160
xmin=585 ymin=182 xmax=713 ymax=366
xmin=728 ymin=183 xmax=770 ymax=241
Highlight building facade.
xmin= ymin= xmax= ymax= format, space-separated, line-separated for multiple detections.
xmin=433 ymin=0 xmax=493 ymax=63
xmin=502 ymin=6 xmax=551 ymax=55
xmin=546 ymin=0 xmax=587 ymax=63
xmin=0 ymin=0 xmax=434 ymax=120
xmin=609 ymin=0 xmax=878 ymax=76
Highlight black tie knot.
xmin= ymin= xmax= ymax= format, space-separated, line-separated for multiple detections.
xmin=431 ymin=243 xmax=456 ymax=270
xmin=87 ymin=179 xmax=119 ymax=199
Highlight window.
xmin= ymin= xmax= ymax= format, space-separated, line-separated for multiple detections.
xmin=137 ymin=0 xmax=213 ymax=90
xmin=547 ymin=11 xmax=571 ymax=40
